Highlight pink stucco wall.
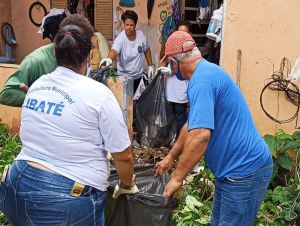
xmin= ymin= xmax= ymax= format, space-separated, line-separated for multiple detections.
xmin=11 ymin=0 xmax=51 ymax=63
xmin=0 ymin=0 xmax=51 ymax=63
xmin=0 ymin=0 xmax=12 ymax=57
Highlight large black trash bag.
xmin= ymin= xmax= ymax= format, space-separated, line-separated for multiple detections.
xmin=105 ymin=164 xmax=174 ymax=226
xmin=135 ymin=73 xmax=176 ymax=147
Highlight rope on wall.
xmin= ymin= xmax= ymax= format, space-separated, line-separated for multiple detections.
xmin=260 ymin=57 xmax=300 ymax=127
xmin=29 ymin=1 xmax=47 ymax=27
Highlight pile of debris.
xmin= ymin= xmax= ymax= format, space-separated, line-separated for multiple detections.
xmin=133 ymin=146 xmax=169 ymax=165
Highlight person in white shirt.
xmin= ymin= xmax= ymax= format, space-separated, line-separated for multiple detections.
xmin=161 ymin=21 xmax=191 ymax=139
xmin=0 ymin=14 xmax=137 ymax=226
xmin=100 ymin=10 xmax=154 ymax=93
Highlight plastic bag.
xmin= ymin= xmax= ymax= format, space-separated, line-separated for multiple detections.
xmin=119 ymin=0 xmax=135 ymax=7
xmin=135 ymin=73 xmax=176 ymax=148
xmin=105 ymin=164 xmax=174 ymax=226
xmin=133 ymin=74 xmax=148 ymax=100
xmin=91 ymin=66 xmax=112 ymax=84
xmin=162 ymin=16 xmax=177 ymax=42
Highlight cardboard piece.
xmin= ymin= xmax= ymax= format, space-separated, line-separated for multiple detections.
xmin=106 ymin=76 xmax=133 ymax=140
xmin=0 ymin=63 xmax=21 ymax=133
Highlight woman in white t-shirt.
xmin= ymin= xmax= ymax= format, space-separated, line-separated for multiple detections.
xmin=100 ymin=10 xmax=154 ymax=93
xmin=0 ymin=14 xmax=137 ymax=226
xmin=161 ymin=21 xmax=191 ymax=139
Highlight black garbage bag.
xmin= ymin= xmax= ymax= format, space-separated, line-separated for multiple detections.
xmin=105 ymin=164 xmax=174 ymax=226
xmin=91 ymin=66 xmax=118 ymax=84
xmin=135 ymin=72 xmax=176 ymax=148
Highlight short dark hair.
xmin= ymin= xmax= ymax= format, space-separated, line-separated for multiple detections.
xmin=177 ymin=20 xmax=192 ymax=32
xmin=54 ymin=24 xmax=92 ymax=71
xmin=60 ymin=14 xmax=94 ymax=38
xmin=121 ymin=10 xmax=138 ymax=24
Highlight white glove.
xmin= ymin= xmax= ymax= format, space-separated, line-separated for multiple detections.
xmin=112 ymin=182 xmax=139 ymax=199
xmin=156 ymin=66 xmax=172 ymax=76
xmin=147 ymin=65 xmax=155 ymax=80
xmin=99 ymin=58 xmax=112 ymax=67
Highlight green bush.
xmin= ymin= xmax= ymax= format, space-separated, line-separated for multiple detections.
xmin=256 ymin=130 xmax=300 ymax=225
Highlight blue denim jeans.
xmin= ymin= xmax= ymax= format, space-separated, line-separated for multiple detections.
xmin=211 ymin=157 xmax=273 ymax=226
xmin=0 ymin=160 xmax=106 ymax=226
xmin=172 ymin=102 xmax=188 ymax=139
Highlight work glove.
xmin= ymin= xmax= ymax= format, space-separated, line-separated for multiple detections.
xmin=147 ymin=64 xmax=155 ymax=81
xmin=99 ymin=58 xmax=112 ymax=67
xmin=156 ymin=66 xmax=172 ymax=76
xmin=112 ymin=177 xmax=139 ymax=199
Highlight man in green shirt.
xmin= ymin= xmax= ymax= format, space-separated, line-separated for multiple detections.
xmin=0 ymin=44 xmax=56 ymax=106
xmin=0 ymin=9 xmax=68 ymax=107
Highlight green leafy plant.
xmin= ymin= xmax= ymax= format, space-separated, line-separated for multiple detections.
xmin=173 ymin=162 xmax=214 ymax=226
xmin=263 ymin=129 xmax=300 ymax=187
xmin=0 ymin=130 xmax=21 ymax=174
xmin=255 ymin=129 xmax=300 ymax=225
xmin=255 ymin=185 xmax=300 ymax=225
xmin=107 ymin=68 xmax=118 ymax=82
xmin=173 ymin=195 xmax=212 ymax=226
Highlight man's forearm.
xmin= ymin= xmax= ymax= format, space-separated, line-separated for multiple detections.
xmin=172 ymin=128 xmax=210 ymax=181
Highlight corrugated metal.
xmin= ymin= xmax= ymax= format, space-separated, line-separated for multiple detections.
xmin=95 ymin=0 xmax=113 ymax=40
xmin=51 ymin=0 xmax=68 ymax=9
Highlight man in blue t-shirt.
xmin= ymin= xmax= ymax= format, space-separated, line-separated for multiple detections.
xmin=155 ymin=31 xmax=272 ymax=226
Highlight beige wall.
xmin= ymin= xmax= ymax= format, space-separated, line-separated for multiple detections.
xmin=0 ymin=64 xmax=21 ymax=134
xmin=221 ymin=0 xmax=300 ymax=135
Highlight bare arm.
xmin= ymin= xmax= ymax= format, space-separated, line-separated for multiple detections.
xmin=107 ymin=49 xmax=119 ymax=61
xmin=163 ymin=128 xmax=211 ymax=197
xmin=173 ymin=128 xmax=210 ymax=181
xmin=144 ymin=48 xmax=153 ymax=66
xmin=111 ymin=145 xmax=135 ymax=187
